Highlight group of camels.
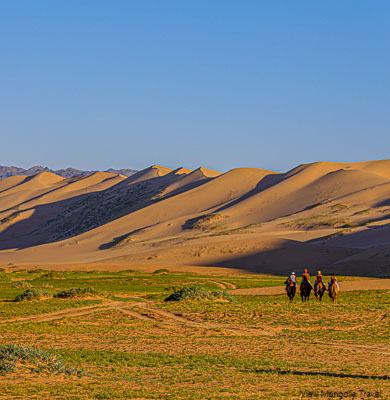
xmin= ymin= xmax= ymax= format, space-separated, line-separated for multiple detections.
xmin=286 ymin=278 xmax=339 ymax=302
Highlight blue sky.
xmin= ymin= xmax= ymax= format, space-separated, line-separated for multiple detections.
xmin=1 ymin=1 xmax=389 ymax=172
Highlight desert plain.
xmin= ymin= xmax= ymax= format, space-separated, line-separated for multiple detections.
xmin=0 ymin=160 xmax=389 ymax=399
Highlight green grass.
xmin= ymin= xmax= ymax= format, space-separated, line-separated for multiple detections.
xmin=0 ymin=269 xmax=389 ymax=399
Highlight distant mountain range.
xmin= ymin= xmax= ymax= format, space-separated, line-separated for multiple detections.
xmin=0 ymin=165 xmax=137 ymax=179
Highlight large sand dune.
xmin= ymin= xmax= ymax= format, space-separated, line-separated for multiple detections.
xmin=0 ymin=160 xmax=389 ymax=276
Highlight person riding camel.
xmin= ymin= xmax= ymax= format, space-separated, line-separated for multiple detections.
xmin=328 ymin=273 xmax=340 ymax=291
xmin=301 ymin=268 xmax=313 ymax=289
xmin=314 ymin=270 xmax=326 ymax=290
xmin=285 ymin=272 xmax=298 ymax=290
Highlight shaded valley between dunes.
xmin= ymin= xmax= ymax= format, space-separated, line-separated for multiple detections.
xmin=1 ymin=160 xmax=390 ymax=277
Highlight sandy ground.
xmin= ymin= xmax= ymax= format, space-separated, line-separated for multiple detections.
xmin=231 ymin=278 xmax=390 ymax=295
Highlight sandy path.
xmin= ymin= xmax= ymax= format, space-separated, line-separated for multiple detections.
xmin=1 ymin=279 xmax=388 ymax=338
xmin=0 ymin=302 xmax=136 ymax=324
xmin=0 ymin=295 xmax=387 ymax=338
xmin=0 ymin=300 xmax=274 ymax=336
xmin=130 ymin=302 xmax=274 ymax=336
xmin=209 ymin=280 xmax=237 ymax=290
xmin=231 ymin=278 xmax=390 ymax=295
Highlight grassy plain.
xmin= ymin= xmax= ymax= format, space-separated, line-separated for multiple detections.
xmin=0 ymin=269 xmax=389 ymax=399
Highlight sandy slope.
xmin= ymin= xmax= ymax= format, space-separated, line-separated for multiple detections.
xmin=0 ymin=160 xmax=390 ymax=276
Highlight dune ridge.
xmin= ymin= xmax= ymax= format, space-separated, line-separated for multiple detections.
xmin=0 ymin=160 xmax=390 ymax=277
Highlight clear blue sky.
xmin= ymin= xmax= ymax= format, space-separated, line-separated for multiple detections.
xmin=1 ymin=1 xmax=389 ymax=173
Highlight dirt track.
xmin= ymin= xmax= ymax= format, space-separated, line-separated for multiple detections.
xmin=0 ymin=300 xmax=275 ymax=336
xmin=230 ymin=278 xmax=390 ymax=295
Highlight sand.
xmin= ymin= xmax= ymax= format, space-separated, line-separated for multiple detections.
xmin=0 ymin=160 xmax=389 ymax=277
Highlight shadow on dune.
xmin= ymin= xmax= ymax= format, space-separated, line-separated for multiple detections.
xmin=309 ymin=220 xmax=390 ymax=248
xmin=199 ymin=237 xmax=390 ymax=277
xmin=98 ymin=226 xmax=155 ymax=250
xmin=216 ymin=173 xmax=284 ymax=213
xmin=376 ymin=199 xmax=390 ymax=207
xmin=0 ymin=171 xmax=214 ymax=251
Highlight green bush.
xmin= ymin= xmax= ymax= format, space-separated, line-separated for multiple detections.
xmin=12 ymin=280 xmax=32 ymax=288
xmin=153 ymin=269 xmax=170 ymax=274
xmin=0 ymin=344 xmax=82 ymax=375
xmin=14 ymin=288 xmax=50 ymax=302
xmin=38 ymin=271 xmax=65 ymax=279
xmin=53 ymin=287 xmax=104 ymax=299
xmin=165 ymin=285 xmax=233 ymax=302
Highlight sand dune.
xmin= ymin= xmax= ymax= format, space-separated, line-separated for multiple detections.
xmin=221 ymin=163 xmax=390 ymax=226
xmin=0 ymin=160 xmax=389 ymax=277
xmin=122 ymin=165 xmax=173 ymax=185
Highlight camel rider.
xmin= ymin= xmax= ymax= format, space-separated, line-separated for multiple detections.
xmin=301 ymin=268 xmax=313 ymax=289
xmin=314 ymin=270 xmax=326 ymax=289
xmin=285 ymin=272 xmax=298 ymax=289
xmin=328 ymin=273 xmax=340 ymax=291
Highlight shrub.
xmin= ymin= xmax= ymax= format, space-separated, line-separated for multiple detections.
xmin=27 ymin=269 xmax=47 ymax=274
xmin=12 ymin=281 xmax=32 ymax=288
xmin=0 ymin=344 xmax=82 ymax=375
xmin=36 ymin=284 xmax=54 ymax=289
xmin=165 ymin=285 xmax=233 ymax=302
xmin=0 ymin=271 xmax=10 ymax=282
xmin=153 ymin=269 xmax=170 ymax=274
xmin=39 ymin=271 xmax=65 ymax=279
xmin=14 ymin=289 xmax=50 ymax=302
xmin=182 ymin=214 xmax=227 ymax=230
xmin=53 ymin=287 xmax=104 ymax=299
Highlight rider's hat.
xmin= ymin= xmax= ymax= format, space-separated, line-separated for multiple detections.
xmin=318 ymin=270 xmax=321 ymax=274
xmin=304 ymin=268 xmax=308 ymax=273
xmin=292 ymin=272 xmax=295 ymax=275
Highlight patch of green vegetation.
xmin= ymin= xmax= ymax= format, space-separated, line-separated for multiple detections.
xmin=37 ymin=271 xmax=66 ymax=280
xmin=183 ymin=214 xmax=227 ymax=230
xmin=309 ymin=229 xmax=352 ymax=242
xmin=0 ymin=344 xmax=82 ymax=376
xmin=14 ymin=288 xmax=50 ymax=302
xmin=11 ymin=280 xmax=32 ymax=288
xmin=330 ymin=203 xmax=348 ymax=213
xmin=0 ymin=271 xmax=11 ymax=282
xmin=353 ymin=208 xmax=373 ymax=216
xmin=209 ymin=225 xmax=258 ymax=236
xmin=53 ymin=287 xmax=105 ymax=298
xmin=165 ymin=285 xmax=233 ymax=302
xmin=281 ymin=214 xmax=351 ymax=230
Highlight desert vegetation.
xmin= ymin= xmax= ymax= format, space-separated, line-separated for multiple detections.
xmin=0 ymin=268 xmax=388 ymax=399
xmin=164 ymin=285 xmax=234 ymax=302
